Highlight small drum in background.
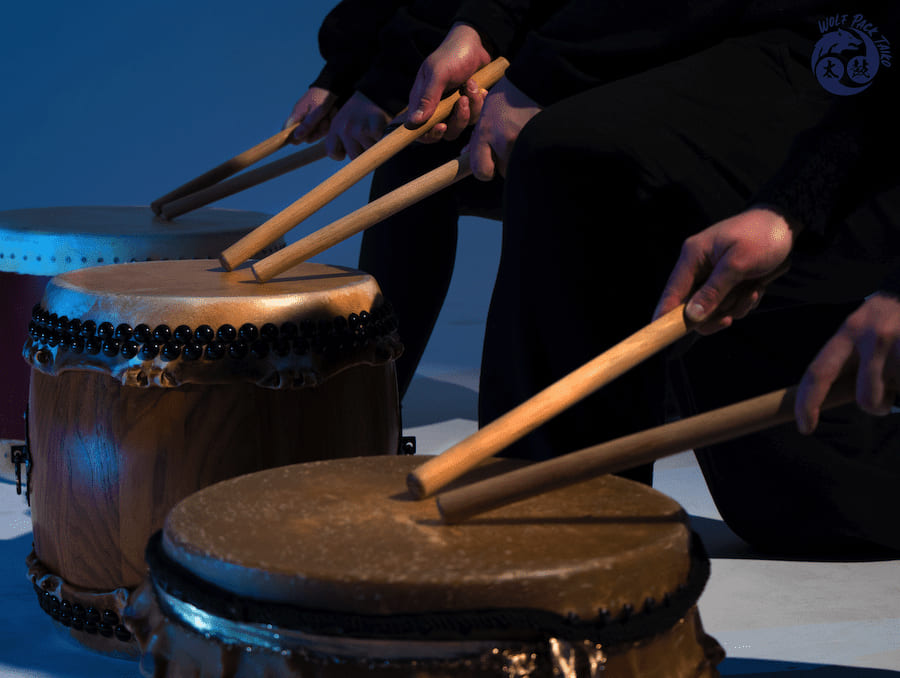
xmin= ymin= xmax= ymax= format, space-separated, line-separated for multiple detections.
xmin=127 ymin=456 xmax=724 ymax=677
xmin=0 ymin=205 xmax=281 ymax=448
xmin=22 ymin=259 xmax=403 ymax=657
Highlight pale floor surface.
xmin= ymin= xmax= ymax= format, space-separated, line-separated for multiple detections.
xmin=1 ymin=367 xmax=898 ymax=677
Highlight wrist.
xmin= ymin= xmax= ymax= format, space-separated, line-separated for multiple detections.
xmin=449 ymin=21 xmax=492 ymax=57
xmin=749 ymin=203 xmax=804 ymax=236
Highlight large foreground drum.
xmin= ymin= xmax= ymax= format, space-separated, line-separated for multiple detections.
xmin=127 ymin=456 xmax=724 ymax=677
xmin=22 ymin=260 xmax=403 ymax=656
xmin=1 ymin=205 xmax=280 ymax=446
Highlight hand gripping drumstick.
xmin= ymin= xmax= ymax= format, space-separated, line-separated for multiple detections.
xmin=159 ymin=106 xmax=414 ymax=220
xmin=407 ymin=305 xmax=693 ymax=499
xmin=436 ymin=379 xmax=857 ymax=523
xmin=150 ymin=123 xmax=305 ymax=216
xmin=219 ymin=56 xmax=510 ymax=271
xmin=251 ymin=153 xmax=472 ymax=282
xmin=160 ymin=142 xmax=328 ymax=220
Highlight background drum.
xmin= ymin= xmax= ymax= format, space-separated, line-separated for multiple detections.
xmin=0 ymin=205 xmax=281 ymax=452
xmin=127 ymin=455 xmax=724 ymax=677
xmin=22 ymin=259 xmax=403 ymax=657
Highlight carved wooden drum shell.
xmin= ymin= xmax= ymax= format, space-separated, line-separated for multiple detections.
xmin=22 ymin=259 xmax=402 ymax=656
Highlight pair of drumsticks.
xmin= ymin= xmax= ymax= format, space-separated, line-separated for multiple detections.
xmin=150 ymin=57 xmax=854 ymax=524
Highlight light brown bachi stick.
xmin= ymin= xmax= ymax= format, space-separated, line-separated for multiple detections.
xmin=160 ymin=141 xmax=328 ymax=220
xmin=219 ymin=56 xmax=510 ymax=271
xmin=437 ymin=380 xmax=857 ymax=523
xmin=252 ymin=153 xmax=472 ymax=282
xmin=407 ymin=304 xmax=692 ymax=500
xmin=151 ymin=123 xmax=302 ymax=216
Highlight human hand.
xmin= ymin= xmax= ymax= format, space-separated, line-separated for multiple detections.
xmin=418 ymin=78 xmax=489 ymax=144
xmin=795 ymin=293 xmax=900 ymax=434
xmin=284 ymin=87 xmax=339 ymax=144
xmin=406 ymin=22 xmax=491 ymax=128
xmin=324 ymin=91 xmax=391 ymax=160
xmin=653 ymin=207 xmax=796 ymax=334
xmin=465 ymin=76 xmax=541 ymax=180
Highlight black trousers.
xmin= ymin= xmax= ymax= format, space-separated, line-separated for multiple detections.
xmin=358 ymin=137 xmax=503 ymax=398
xmin=480 ymin=31 xmax=900 ymax=554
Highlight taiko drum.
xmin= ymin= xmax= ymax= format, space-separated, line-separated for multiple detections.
xmin=22 ymin=259 xmax=403 ymax=656
xmin=127 ymin=455 xmax=724 ymax=677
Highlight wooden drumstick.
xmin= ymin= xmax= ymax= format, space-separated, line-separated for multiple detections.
xmin=150 ymin=124 xmax=302 ymax=216
xmin=219 ymin=56 xmax=510 ymax=271
xmin=160 ymin=142 xmax=328 ymax=220
xmin=436 ymin=380 xmax=857 ymax=524
xmin=251 ymin=153 xmax=472 ymax=282
xmin=407 ymin=305 xmax=692 ymax=500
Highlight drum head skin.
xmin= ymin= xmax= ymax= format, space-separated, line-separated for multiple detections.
xmin=162 ymin=456 xmax=691 ymax=622
xmin=24 ymin=259 xmax=401 ymax=388
xmin=134 ymin=457 xmax=724 ymax=677
xmin=0 ymin=206 xmax=278 ymax=276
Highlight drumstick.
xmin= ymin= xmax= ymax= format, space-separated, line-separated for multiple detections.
xmin=436 ymin=379 xmax=857 ymax=524
xmin=251 ymin=153 xmax=472 ymax=282
xmin=160 ymin=142 xmax=328 ymax=220
xmin=219 ymin=56 xmax=510 ymax=271
xmin=150 ymin=124 xmax=302 ymax=216
xmin=407 ymin=305 xmax=692 ymax=500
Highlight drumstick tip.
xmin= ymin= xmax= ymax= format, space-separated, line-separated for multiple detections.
xmin=406 ymin=471 xmax=427 ymax=500
xmin=218 ymin=252 xmax=235 ymax=272
xmin=250 ymin=263 xmax=267 ymax=283
xmin=150 ymin=201 xmax=164 ymax=216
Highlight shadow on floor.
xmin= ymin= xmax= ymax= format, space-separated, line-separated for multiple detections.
xmin=689 ymin=515 xmax=757 ymax=559
xmin=720 ymin=657 xmax=900 ymax=676
xmin=402 ymin=375 xmax=478 ymax=428
xmin=690 ymin=515 xmax=900 ymax=563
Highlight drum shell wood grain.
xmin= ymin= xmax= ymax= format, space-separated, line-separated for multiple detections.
xmin=27 ymin=363 xmax=400 ymax=591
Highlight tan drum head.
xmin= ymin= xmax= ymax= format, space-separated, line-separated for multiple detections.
xmin=161 ymin=456 xmax=695 ymax=622
xmin=24 ymin=260 xmax=401 ymax=388
xmin=133 ymin=457 xmax=723 ymax=676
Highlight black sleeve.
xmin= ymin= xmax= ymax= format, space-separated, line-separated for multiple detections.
xmin=752 ymin=8 xmax=900 ymax=246
xmin=879 ymin=267 xmax=900 ymax=297
xmin=310 ymin=0 xmax=411 ymax=100
xmin=492 ymin=3 xmax=744 ymax=106
xmin=354 ymin=3 xmax=464 ymax=115
xmin=454 ymin=0 xmax=556 ymax=58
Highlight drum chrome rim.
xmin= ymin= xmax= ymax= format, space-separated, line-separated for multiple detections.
xmin=153 ymin=583 xmax=501 ymax=660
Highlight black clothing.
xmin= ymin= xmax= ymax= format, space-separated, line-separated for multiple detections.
xmin=312 ymin=0 xmax=465 ymax=115
xmin=311 ymin=0 xmax=409 ymax=103
xmin=479 ymin=20 xmax=900 ymax=553
xmin=359 ymin=139 xmax=504 ymax=397
xmin=455 ymin=1 xmax=899 ymax=241
xmin=314 ymin=1 xmax=900 ymax=553
xmin=313 ymin=1 xmax=483 ymax=395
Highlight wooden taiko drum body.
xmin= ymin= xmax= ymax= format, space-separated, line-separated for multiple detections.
xmin=22 ymin=259 xmax=402 ymax=656
xmin=1 ymin=205 xmax=280 ymax=445
xmin=127 ymin=456 xmax=724 ymax=677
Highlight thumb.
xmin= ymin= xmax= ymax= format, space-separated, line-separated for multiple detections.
xmin=408 ymin=63 xmax=447 ymax=126
xmin=686 ymin=257 xmax=743 ymax=323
